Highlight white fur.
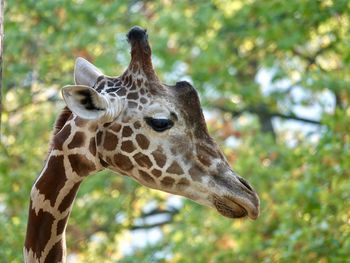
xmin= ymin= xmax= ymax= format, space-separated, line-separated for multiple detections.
xmin=61 ymin=85 xmax=123 ymax=122
xmin=74 ymin=57 xmax=102 ymax=86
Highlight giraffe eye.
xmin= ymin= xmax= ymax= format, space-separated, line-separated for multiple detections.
xmin=145 ymin=117 xmax=174 ymax=132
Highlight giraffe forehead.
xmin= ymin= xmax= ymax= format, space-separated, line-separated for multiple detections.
xmin=91 ymin=67 xmax=211 ymax=148
xmin=143 ymin=100 xmax=174 ymax=117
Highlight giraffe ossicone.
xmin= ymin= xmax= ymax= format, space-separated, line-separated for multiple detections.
xmin=24 ymin=26 xmax=260 ymax=263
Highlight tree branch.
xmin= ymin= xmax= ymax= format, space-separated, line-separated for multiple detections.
xmin=130 ymin=220 xmax=174 ymax=230
xmin=139 ymin=207 xmax=179 ymax=218
xmin=131 ymin=207 xmax=179 ymax=230
xmin=269 ymin=111 xmax=321 ymax=125
xmin=292 ymin=40 xmax=337 ymax=70
xmin=215 ymin=105 xmax=322 ymax=126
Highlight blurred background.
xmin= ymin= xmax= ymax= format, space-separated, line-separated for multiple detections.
xmin=1 ymin=0 xmax=350 ymax=262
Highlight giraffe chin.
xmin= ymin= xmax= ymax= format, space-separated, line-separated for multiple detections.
xmin=213 ymin=196 xmax=249 ymax=219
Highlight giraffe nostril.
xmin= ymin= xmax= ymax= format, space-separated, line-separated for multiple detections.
xmin=238 ymin=177 xmax=253 ymax=192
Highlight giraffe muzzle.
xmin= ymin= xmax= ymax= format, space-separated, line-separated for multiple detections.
xmin=212 ymin=175 xmax=260 ymax=220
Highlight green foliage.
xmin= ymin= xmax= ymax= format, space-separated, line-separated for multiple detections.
xmin=1 ymin=0 xmax=350 ymax=262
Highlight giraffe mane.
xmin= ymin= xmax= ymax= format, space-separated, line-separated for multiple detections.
xmin=52 ymin=107 xmax=72 ymax=136
xmin=46 ymin=106 xmax=72 ymax=156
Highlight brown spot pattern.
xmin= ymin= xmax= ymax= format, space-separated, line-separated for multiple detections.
xmin=161 ymin=177 xmax=175 ymax=187
xmin=52 ymin=125 xmax=71 ymax=150
xmin=166 ymin=161 xmax=184 ymax=175
xmin=56 ymin=215 xmax=69 ymax=235
xmin=130 ymin=83 xmax=137 ymax=91
xmin=58 ymin=182 xmax=80 ymax=213
xmin=121 ymin=140 xmax=136 ymax=153
xmin=122 ymin=126 xmax=133 ymax=137
xmin=136 ymin=134 xmax=150 ymax=150
xmin=53 ymin=107 xmax=72 ymax=135
xmin=68 ymin=132 xmax=85 ymax=149
xmin=127 ymin=92 xmax=139 ymax=100
xmin=114 ymin=153 xmax=133 ymax=171
xmin=99 ymin=156 xmax=109 ymax=168
xmin=134 ymin=121 xmax=141 ymax=129
xmin=152 ymin=148 xmax=166 ymax=168
xmin=74 ymin=117 xmax=87 ymax=127
xmin=117 ymin=88 xmax=126 ymax=96
xmin=36 ymin=156 xmax=66 ymax=207
xmin=110 ymin=123 xmax=122 ymax=133
xmin=44 ymin=240 xmax=63 ymax=263
xmin=103 ymin=131 xmax=118 ymax=151
xmin=139 ymin=170 xmax=155 ymax=184
xmin=151 ymin=147 xmax=166 ymax=168
xmin=177 ymin=178 xmax=190 ymax=189
xmin=105 ymin=156 xmax=113 ymax=165
xmin=151 ymin=169 xmax=162 ymax=177
xmin=96 ymin=131 xmax=103 ymax=146
xmin=25 ymin=209 xmax=55 ymax=256
xmin=133 ymin=152 xmax=152 ymax=168
xmin=89 ymin=138 xmax=97 ymax=156
xmin=68 ymin=154 xmax=96 ymax=176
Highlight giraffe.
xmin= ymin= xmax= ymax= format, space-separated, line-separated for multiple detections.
xmin=24 ymin=26 xmax=260 ymax=263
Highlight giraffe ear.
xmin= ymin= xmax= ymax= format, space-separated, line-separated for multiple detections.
xmin=74 ymin=57 xmax=103 ymax=87
xmin=62 ymin=85 xmax=111 ymax=120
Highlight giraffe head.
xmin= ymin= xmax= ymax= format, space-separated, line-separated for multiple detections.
xmin=62 ymin=26 xmax=259 ymax=219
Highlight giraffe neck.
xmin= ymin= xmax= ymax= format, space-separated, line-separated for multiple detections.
xmin=24 ymin=119 xmax=101 ymax=263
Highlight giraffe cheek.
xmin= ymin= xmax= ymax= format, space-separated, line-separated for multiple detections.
xmin=113 ymin=154 xmax=133 ymax=171
xmin=121 ymin=140 xmax=136 ymax=153
xmin=136 ymin=134 xmax=150 ymax=149
xmin=133 ymin=152 xmax=153 ymax=169
xmin=151 ymin=148 xmax=167 ymax=168
xmin=103 ymin=131 xmax=119 ymax=151
xmin=166 ymin=161 xmax=184 ymax=175
xmin=189 ymin=164 xmax=205 ymax=182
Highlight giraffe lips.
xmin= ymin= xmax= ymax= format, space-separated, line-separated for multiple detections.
xmin=213 ymin=195 xmax=259 ymax=220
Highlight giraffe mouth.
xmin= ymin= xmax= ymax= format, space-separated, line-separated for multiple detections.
xmin=213 ymin=196 xmax=247 ymax=219
xmin=211 ymin=174 xmax=260 ymax=220
xmin=213 ymin=195 xmax=259 ymax=220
